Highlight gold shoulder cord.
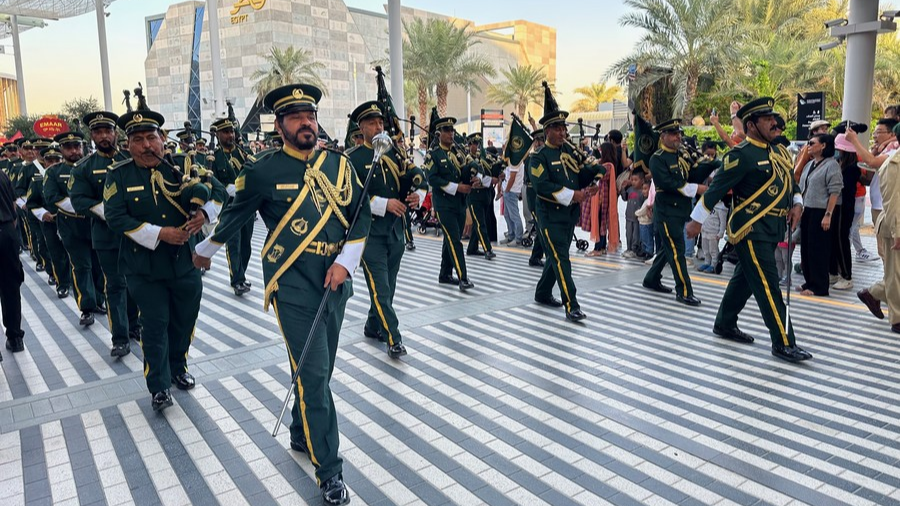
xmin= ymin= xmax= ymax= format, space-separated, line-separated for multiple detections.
xmin=149 ymin=169 xmax=193 ymax=218
xmin=304 ymin=155 xmax=352 ymax=228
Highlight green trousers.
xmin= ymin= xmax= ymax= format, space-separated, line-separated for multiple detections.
xmin=26 ymin=214 xmax=49 ymax=268
xmin=96 ymin=248 xmax=135 ymax=346
xmin=361 ymin=236 xmax=405 ymax=346
xmin=273 ymin=289 xmax=347 ymax=486
xmin=644 ymin=217 xmax=693 ymax=298
xmin=434 ymin=208 xmax=467 ymax=280
xmin=536 ymin=215 xmax=579 ymax=312
xmin=716 ymin=239 xmax=796 ymax=347
xmin=225 ymin=214 xmax=254 ymax=286
xmin=466 ymin=200 xmax=493 ymax=255
xmin=57 ymin=216 xmax=101 ymax=311
xmin=127 ymin=272 xmax=202 ymax=393
xmin=40 ymin=220 xmax=70 ymax=288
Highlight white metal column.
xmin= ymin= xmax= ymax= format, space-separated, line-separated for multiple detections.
xmin=95 ymin=0 xmax=113 ymax=111
xmin=388 ymin=0 xmax=405 ymax=119
xmin=10 ymin=15 xmax=26 ymax=116
xmin=207 ymin=0 xmax=226 ymax=118
xmin=841 ymin=0 xmax=879 ymax=144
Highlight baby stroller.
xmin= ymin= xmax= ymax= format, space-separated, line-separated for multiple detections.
xmin=520 ymin=223 xmax=588 ymax=251
xmin=414 ymin=192 xmax=442 ymax=236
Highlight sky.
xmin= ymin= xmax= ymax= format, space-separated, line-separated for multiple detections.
xmin=0 ymin=0 xmax=642 ymax=115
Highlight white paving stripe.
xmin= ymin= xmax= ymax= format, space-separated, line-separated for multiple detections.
xmin=82 ymin=409 xmax=135 ymax=506
xmin=0 ymin=431 xmax=24 ymax=506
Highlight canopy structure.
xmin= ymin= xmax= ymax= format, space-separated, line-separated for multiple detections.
xmin=0 ymin=0 xmax=121 ymax=115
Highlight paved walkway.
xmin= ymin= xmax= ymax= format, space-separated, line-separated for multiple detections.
xmin=0 ymin=226 xmax=896 ymax=506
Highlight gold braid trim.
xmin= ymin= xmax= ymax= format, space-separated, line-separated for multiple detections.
xmin=304 ymin=154 xmax=352 ymax=228
xmin=149 ymin=169 xmax=191 ymax=219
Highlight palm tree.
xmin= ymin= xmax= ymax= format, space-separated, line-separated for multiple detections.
xmin=404 ymin=78 xmax=435 ymax=123
xmin=605 ymin=0 xmax=740 ymax=119
xmin=486 ymin=64 xmax=546 ymax=118
xmin=570 ymin=83 xmax=624 ymax=113
xmin=250 ymin=46 xmax=328 ymax=103
xmin=402 ymin=18 xmax=496 ymax=116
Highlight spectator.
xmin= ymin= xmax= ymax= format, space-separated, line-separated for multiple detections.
xmin=884 ymin=105 xmax=899 ymax=121
xmin=830 ymin=134 xmax=861 ymax=290
xmin=501 ymin=159 xmax=524 ymax=245
xmin=793 ymin=119 xmax=831 ymax=183
xmin=709 ymin=101 xmax=746 ymax=148
xmin=775 ymin=228 xmax=793 ymax=287
xmin=698 ymin=200 xmax=727 ymax=273
xmin=583 ymin=142 xmax=620 ymax=256
xmin=798 ymin=133 xmax=843 ymax=296
xmin=621 ymin=170 xmax=646 ymax=258
xmin=635 ymin=182 xmax=654 ymax=259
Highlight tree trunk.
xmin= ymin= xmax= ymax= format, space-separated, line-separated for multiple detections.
xmin=683 ymin=72 xmax=699 ymax=120
xmin=436 ymin=82 xmax=449 ymax=117
xmin=418 ymin=84 xmax=428 ymax=128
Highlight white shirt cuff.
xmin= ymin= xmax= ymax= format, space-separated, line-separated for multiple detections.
xmin=56 ymin=197 xmax=76 ymax=214
xmin=201 ymin=200 xmax=220 ymax=224
xmin=226 ymin=184 xmax=236 ymax=197
xmin=793 ymin=194 xmax=803 ymax=206
xmin=370 ymin=196 xmax=389 ymax=217
xmin=690 ymin=201 xmax=711 ymax=223
xmin=678 ymin=183 xmax=699 ymax=198
xmin=126 ymin=223 xmax=162 ymax=250
xmin=442 ymin=182 xmax=458 ymax=196
xmin=553 ymin=187 xmax=575 ymax=206
xmin=334 ymin=239 xmax=365 ymax=277
xmin=91 ymin=202 xmax=106 ymax=220
xmin=31 ymin=208 xmax=48 ymax=221
xmin=194 ymin=236 xmax=223 ymax=258
xmin=415 ymin=189 xmax=427 ymax=206
xmin=16 ymin=197 xmax=26 ymax=209
xmin=480 ymin=175 xmax=492 ymax=187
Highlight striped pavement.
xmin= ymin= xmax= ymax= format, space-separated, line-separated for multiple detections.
xmin=0 ymin=222 xmax=897 ymax=506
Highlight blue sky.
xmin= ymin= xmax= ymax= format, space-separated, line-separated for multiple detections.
xmin=0 ymin=0 xmax=641 ymax=115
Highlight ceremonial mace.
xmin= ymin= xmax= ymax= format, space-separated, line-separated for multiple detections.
xmin=272 ymin=132 xmax=393 ymax=437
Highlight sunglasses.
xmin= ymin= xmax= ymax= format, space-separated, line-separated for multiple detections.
xmin=807 ymin=141 xmax=820 ymax=146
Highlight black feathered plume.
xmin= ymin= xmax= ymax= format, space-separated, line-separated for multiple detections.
xmin=134 ymin=83 xmax=148 ymax=111
xmin=122 ymin=90 xmax=132 ymax=113
xmin=542 ymin=81 xmax=558 ymax=113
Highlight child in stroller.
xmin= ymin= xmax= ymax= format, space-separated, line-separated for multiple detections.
xmin=413 ymin=192 xmax=442 ymax=236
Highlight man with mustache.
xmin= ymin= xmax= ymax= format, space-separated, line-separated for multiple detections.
xmin=193 ymin=84 xmax=370 ymax=506
xmin=103 ymin=106 xmax=211 ymax=410
xmin=209 ymin=118 xmax=255 ymax=296
xmin=687 ymin=97 xmax=811 ymax=363
xmin=70 ymin=112 xmax=144 ymax=355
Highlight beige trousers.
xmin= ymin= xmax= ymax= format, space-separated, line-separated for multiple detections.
xmin=869 ymin=235 xmax=899 ymax=324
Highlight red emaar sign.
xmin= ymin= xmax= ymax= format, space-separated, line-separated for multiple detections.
xmin=33 ymin=116 xmax=70 ymax=138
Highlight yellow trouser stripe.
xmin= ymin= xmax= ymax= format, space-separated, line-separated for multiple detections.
xmin=272 ymin=299 xmax=319 ymax=468
xmin=103 ymin=274 xmax=113 ymax=329
xmin=542 ymin=228 xmax=572 ymax=312
xmin=469 ymin=205 xmax=489 ymax=252
xmin=184 ymin=328 xmax=195 ymax=364
xmin=362 ymin=259 xmax=395 ymax=346
xmin=747 ymin=240 xmax=790 ymax=346
xmin=663 ymin=222 xmax=688 ymax=298
xmin=225 ymin=244 xmax=235 ymax=279
xmin=435 ymin=211 xmax=463 ymax=278
xmin=71 ymin=264 xmax=84 ymax=309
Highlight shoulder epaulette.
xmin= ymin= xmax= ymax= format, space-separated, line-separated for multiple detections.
xmin=73 ymin=153 xmax=92 ymax=168
xmin=323 ymin=146 xmax=353 ymax=163
xmin=344 ymin=145 xmax=362 ymax=156
xmin=108 ymin=158 xmax=133 ymax=171
xmin=733 ymin=140 xmax=750 ymax=150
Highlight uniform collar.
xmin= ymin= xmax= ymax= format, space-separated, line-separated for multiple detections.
xmin=544 ymin=141 xmax=559 ymax=149
xmin=439 ymin=142 xmax=452 ymax=150
xmin=746 ymin=136 xmax=769 ymax=149
xmin=282 ymin=143 xmax=316 ymax=162
xmin=660 ymin=144 xmax=677 ymax=153
xmin=363 ymin=141 xmax=373 ymax=149
xmin=97 ymin=149 xmax=117 ymax=158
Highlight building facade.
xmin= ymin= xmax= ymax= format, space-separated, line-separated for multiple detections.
xmin=144 ymin=0 xmax=555 ymax=141
xmin=0 ymin=73 xmax=20 ymax=131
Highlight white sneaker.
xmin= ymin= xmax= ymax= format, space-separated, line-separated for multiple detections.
xmin=623 ymin=250 xmax=636 ymax=259
xmin=644 ymin=256 xmax=656 ymax=265
xmin=832 ymin=279 xmax=854 ymax=290
xmin=829 ymin=274 xmax=840 ymax=285
xmin=685 ymin=257 xmax=695 ymax=267
xmin=856 ymin=250 xmax=877 ymax=263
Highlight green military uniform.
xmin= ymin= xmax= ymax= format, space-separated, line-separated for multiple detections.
xmin=426 ymin=117 xmax=476 ymax=289
xmin=464 ymin=133 xmax=499 ymax=258
xmin=643 ymin=119 xmax=719 ymax=304
xmin=4 ymin=146 xmax=28 ymax=251
xmin=24 ymin=150 xmax=71 ymax=292
xmin=691 ymin=98 xmax=811 ymax=362
xmin=70 ymin=111 xmax=142 ymax=349
xmin=523 ymin=131 xmax=550 ymax=270
xmin=16 ymin=139 xmax=54 ymax=270
xmin=345 ymin=101 xmax=427 ymax=357
xmin=195 ymin=85 xmax=370 ymax=497
xmin=104 ymin=109 xmax=210 ymax=407
xmin=209 ymin=118 xmax=256 ymax=292
xmin=45 ymin=132 xmax=105 ymax=317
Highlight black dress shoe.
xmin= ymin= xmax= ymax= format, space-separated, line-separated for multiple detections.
xmin=484 ymin=251 xmax=496 ymax=260
xmin=676 ymin=295 xmax=701 ymax=306
xmin=459 ymin=279 xmax=474 ymax=292
xmin=172 ymin=372 xmax=196 ymax=390
xmin=5 ymin=338 xmax=24 ymax=353
xmin=438 ymin=276 xmax=459 ymax=285
xmin=48 ymin=275 xmax=56 ymax=286
xmin=466 ymin=250 xmax=484 ymax=256
xmin=535 ymin=296 xmax=564 ymax=308
xmin=233 ymin=284 xmax=250 ymax=296
xmin=714 ymin=252 xmax=725 ymax=274
xmin=56 ymin=287 xmax=69 ymax=299
xmin=857 ymin=289 xmax=885 ymax=319
xmin=642 ymin=282 xmax=673 ymax=294
xmin=406 ymin=242 xmax=416 ymax=251
xmin=80 ymin=311 xmax=95 ymax=327
xmin=152 ymin=390 xmax=173 ymax=412
xmin=892 ymin=323 xmax=900 ymax=334
xmin=35 ymin=263 xmax=45 ymax=272
xmin=321 ymin=474 xmax=350 ymax=506
xmin=565 ymin=309 xmax=587 ymax=322
xmin=713 ymin=325 xmax=754 ymax=343
xmin=528 ymin=259 xmax=544 ymax=267
xmin=242 ymin=281 xmax=252 ymax=288
xmin=387 ymin=343 xmax=407 ymax=358
xmin=93 ymin=303 xmax=108 ymax=315
xmin=772 ymin=345 xmax=813 ymax=363
xmin=290 ymin=437 xmax=308 ymax=454
xmin=363 ymin=326 xmax=385 ymax=342
xmin=129 ymin=328 xmax=142 ymax=342
xmin=110 ymin=342 xmax=131 ymax=358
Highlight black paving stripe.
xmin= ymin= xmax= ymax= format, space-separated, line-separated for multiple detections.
xmin=100 ymin=406 xmax=162 ymax=506
xmin=61 ymin=415 xmax=107 ymax=505
xmin=20 ymin=425 xmax=52 ymax=505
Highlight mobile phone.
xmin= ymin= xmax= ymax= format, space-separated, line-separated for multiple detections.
xmin=711 ymin=108 xmax=717 ymax=116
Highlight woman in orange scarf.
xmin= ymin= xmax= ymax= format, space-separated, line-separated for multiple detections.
xmin=580 ymin=142 xmax=620 ymax=256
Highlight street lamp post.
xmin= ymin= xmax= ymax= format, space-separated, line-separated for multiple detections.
xmin=95 ymin=0 xmax=113 ymax=111
xmin=388 ymin=0 xmax=405 ymax=120
xmin=10 ymin=15 xmax=26 ymax=116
